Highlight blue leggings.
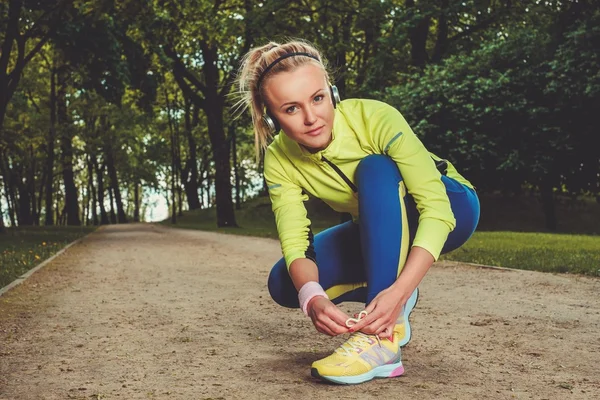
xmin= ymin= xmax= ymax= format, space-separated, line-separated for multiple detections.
xmin=268 ymin=155 xmax=480 ymax=308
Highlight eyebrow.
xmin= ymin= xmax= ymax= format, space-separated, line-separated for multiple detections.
xmin=279 ymin=88 xmax=325 ymax=109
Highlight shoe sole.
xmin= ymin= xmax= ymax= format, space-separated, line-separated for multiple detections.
xmin=311 ymin=363 xmax=404 ymax=385
xmin=398 ymin=287 xmax=419 ymax=347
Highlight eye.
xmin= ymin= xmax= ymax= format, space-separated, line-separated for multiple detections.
xmin=314 ymin=94 xmax=324 ymax=102
xmin=285 ymin=105 xmax=297 ymax=114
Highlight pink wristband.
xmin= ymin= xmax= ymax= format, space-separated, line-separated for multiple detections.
xmin=298 ymin=281 xmax=329 ymax=316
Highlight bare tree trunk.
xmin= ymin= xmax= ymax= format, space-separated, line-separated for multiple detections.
xmin=163 ymin=85 xmax=178 ymax=224
xmin=0 ymin=163 xmax=5 ymax=232
xmin=171 ymin=142 xmax=177 ymax=224
xmin=108 ymin=186 xmax=117 ymax=224
xmin=0 ymin=190 xmax=4 ymax=232
xmin=406 ymin=0 xmax=431 ymax=69
xmin=432 ymin=0 xmax=449 ymax=63
xmin=231 ymin=124 xmax=241 ymax=210
xmin=45 ymin=62 xmax=57 ymax=226
xmin=182 ymin=100 xmax=201 ymax=210
xmin=105 ymin=144 xmax=127 ymax=223
xmin=133 ymin=183 xmax=140 ymax=222
xmin=57 ymin=66 xmax=80 ymax=226
xmin=87 ymin=156 xmax=98 ymax=225
xmin=17 ymin=179 xmax=33 ymax=225
xmin=0 ymin=154 xmax=17 ymax=227
xmin=94 ymin=160 xmax=109 ymax=225
xmin=37 ymin=165 xmax=45 ymax=225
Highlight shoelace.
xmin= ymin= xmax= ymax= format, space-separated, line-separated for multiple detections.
xmin=345 ymin=310 xmax=368 ymax=328
xmin=339 ymin=311 xmax=382 ymax=355
xmin=335 ymin=332 xmax=380 ymax=356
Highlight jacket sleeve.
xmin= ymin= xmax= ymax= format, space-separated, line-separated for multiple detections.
xmin=369 ymin=103 xmax=456 ymax=260
xmin=263 ymin=148 xmax=316 ymax=269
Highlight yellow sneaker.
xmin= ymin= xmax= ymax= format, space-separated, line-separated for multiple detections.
xmin=311 ymin=331 xmax=404 ymax=385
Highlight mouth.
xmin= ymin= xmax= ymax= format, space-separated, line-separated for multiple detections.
xmin=306 ymin=125 xmax=325 ymax=136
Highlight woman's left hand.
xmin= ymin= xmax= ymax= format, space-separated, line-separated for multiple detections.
xmin=347 ymin=284 xmax=407 ymax=339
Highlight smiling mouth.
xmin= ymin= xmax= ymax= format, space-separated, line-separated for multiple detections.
xmin=306 ymin=126 xmax=324 ymax=136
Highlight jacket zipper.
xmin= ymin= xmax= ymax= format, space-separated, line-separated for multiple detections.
xmin=321 ymin=155 xmax=358 ymax=193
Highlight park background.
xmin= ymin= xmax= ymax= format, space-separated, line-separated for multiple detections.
xmin=1 ymin=0 xmax=599 ymax=288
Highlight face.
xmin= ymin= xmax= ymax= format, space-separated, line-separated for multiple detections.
xmin=263 ymin=63 xmax=335 ymax=153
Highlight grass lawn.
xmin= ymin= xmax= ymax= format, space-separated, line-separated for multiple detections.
xmin=163 ymin=195 xmax=600 ymax=277
xmin=0 ymin=226 xmax=96 ymax=288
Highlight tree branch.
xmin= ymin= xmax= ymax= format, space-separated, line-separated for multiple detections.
xmin=0 ymin=0 xmax=21 ymax=76
xmin=163 ymin=45 xmax=208 ymax=97
xmin=171 ymin=69 xmax=206 ymax=109
xmin=219 ymin=0 xmax=254 ymax=99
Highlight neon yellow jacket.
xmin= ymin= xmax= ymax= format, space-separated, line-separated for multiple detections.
xmin=264 ymin=99 xmax=474 ymax=269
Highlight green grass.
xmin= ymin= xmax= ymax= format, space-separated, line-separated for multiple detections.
xmin=163 ymin=195 xmax=600 ymax=277
xmin=440 ymin=231 xmax=600 ymax=275
xmin=0 ymin=226 xmax=96 ymax=288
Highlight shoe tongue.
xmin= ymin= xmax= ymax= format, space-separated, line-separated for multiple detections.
xmin=336 ymin=332 xmax=369 ymax=354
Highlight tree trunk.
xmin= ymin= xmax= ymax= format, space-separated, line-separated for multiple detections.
xmin=0 ymin=154 xmax=17 ymax=227
xmin=205 ymin=95 xmax=237 ymax=227
xmin=36 ymin=164 xmax=44 ymax=225
xmin=94 ymin=160 xmax=109 ymax=225
xmin=108 ymin=186 xmax=117 ymax=224
xmin=87 ymin=156 xmax=98 ymax=225
xmin=0 ymin=156 xmax=5 ymax=232
xmin=57 ymin=67 xmax=80 ymax=226
xmin=171 ymin=138 xmax=177 ymax=224
xmin=231 ymin=124 xmax=241 ymax=210
xmin=0 ymin=0 xmax=21 ymax=133
xmin=105 ymin=143 xmax=127 ymax=223
xmin=406 ymin=0 xmax=431 ymax=69
xmin=183 ymin=102 xmax=201 ymax=210
xmin=0 ymin=193 xmax=4 ymax=232
xmin=17 ymin=180 xmax=33 ymax=225
xmin=167 ymin=43 xmax=237 ymax=227
xmin=133 ymin=183 xmax=140 ymax=222
xmin=432 ymin=0 xmax=449 ymax=63
xmin=28 ymin=145 xmax=38 ymax=225
xmin=45 ymin=63 xmax=57 ymax=225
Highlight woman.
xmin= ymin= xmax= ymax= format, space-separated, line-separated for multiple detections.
xmin=237 ymin=40 xmax=480 ymax=385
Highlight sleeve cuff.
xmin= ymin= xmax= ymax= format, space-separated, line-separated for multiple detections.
xmin=411 ymin=218 xmax=452 ymax=261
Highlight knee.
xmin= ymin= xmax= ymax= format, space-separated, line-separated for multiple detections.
xmin=267 ymin=260 xmax=299 ymax=308
xmin=357 ymin=155 xmax=402 ymax=186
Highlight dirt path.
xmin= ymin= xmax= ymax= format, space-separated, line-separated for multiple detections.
xmin=0 ymin=224 xmax=598 ymax=400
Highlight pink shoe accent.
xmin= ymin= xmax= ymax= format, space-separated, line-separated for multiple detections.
xmin=390 ymin=365 xmax=405 ymax=377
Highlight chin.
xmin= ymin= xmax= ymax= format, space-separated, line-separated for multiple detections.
xmin=304 ymin=138 xmax=330 ymax=152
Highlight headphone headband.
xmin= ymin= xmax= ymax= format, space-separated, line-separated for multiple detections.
xmin=256 ymin=52 xmax=320 ymax=89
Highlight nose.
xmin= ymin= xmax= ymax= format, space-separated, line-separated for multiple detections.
xmin=304 ymin=106 xmax=317 ymax=125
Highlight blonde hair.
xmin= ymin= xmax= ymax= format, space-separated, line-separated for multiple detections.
xmin=236 ymin=40 xmax=331 ymax=159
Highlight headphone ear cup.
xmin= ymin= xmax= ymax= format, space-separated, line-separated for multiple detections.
xmin=330 ymin=85 xmax=341 ymax=108
xmin=262 ymin=110 xmax=280 ymax=133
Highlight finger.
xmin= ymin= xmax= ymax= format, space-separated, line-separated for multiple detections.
xmin=315 ymin=321 xmax=337 ymax=337
xmin=348 ymin=313 xmax=378 ymax=332
xmin=376 ymin=323 xmax=395 ymax=339
xmin=330 ymin=310 xmax=352 ymax=328
xmin=361 ymin=317 xmax=391 ymax=336
xmin=321 ymin=316 xmax=349 ymax=336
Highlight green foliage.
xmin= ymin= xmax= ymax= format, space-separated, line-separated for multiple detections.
xmin=384 ymin=2 xmax=599 ymax=198
xmin=0 ymin=226 xmax=95 ymax=288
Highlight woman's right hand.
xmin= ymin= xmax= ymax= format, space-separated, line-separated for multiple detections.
xmin=306 ymin=296 xmax=350 ymax=336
